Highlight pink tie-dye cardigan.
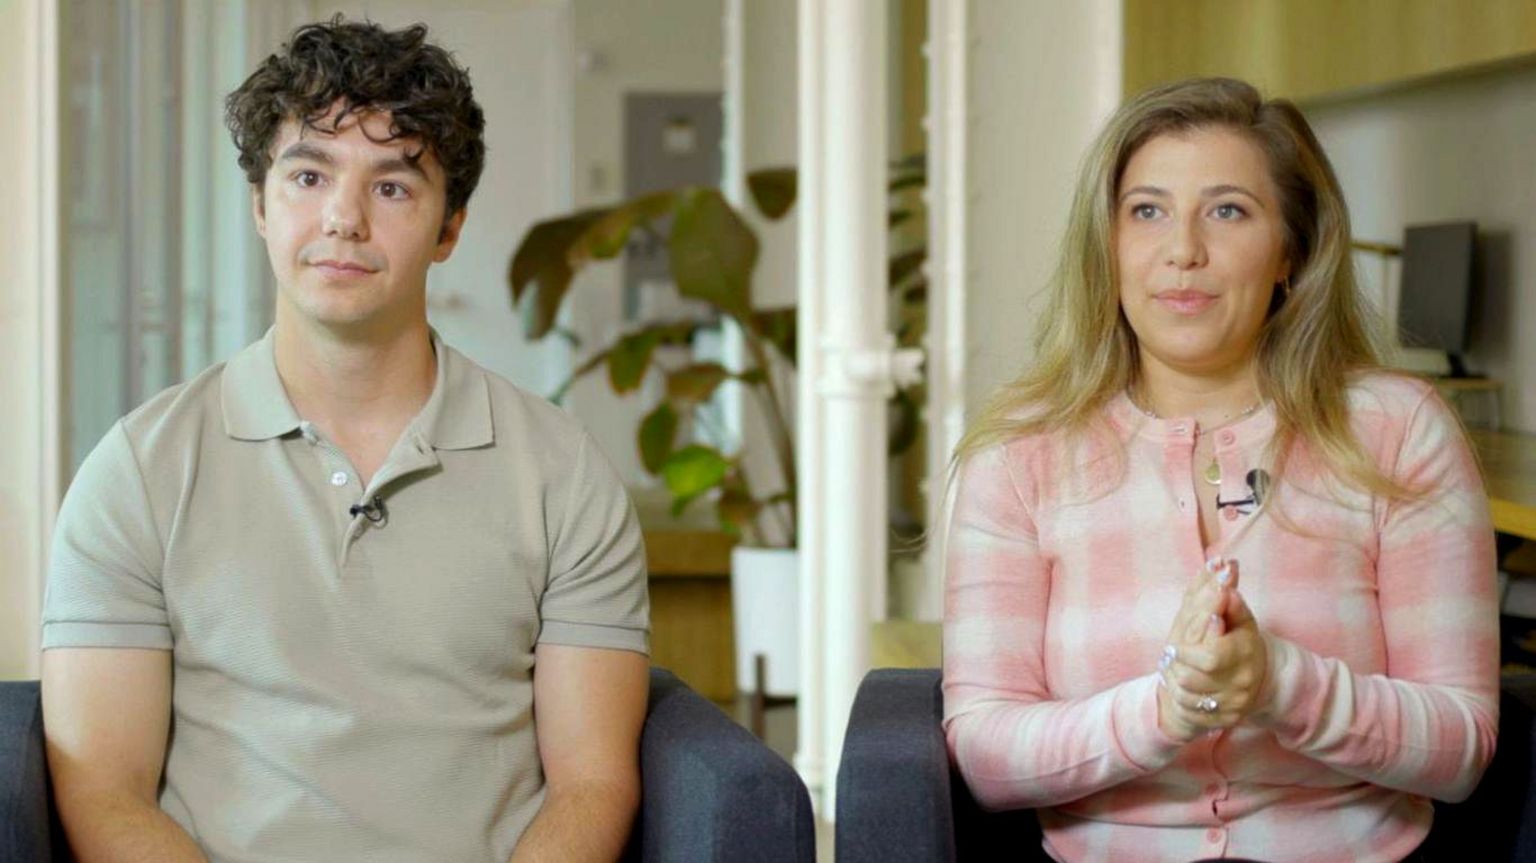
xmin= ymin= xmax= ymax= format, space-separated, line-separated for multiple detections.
xmin=943 ymin=374 xmax=1499 ymax=863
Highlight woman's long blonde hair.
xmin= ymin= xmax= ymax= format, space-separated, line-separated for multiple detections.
xmin=956 ymin=77 xmax=1410 ymax=501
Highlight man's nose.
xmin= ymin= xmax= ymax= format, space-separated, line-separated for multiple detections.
xmin=321 ymin=189 xmax=367 ymax=240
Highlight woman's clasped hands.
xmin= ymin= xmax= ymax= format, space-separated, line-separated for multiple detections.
xmin=1156 ymin=557 xmax=1270 ymax=742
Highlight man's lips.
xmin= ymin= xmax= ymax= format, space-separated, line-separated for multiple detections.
xmin=1153 ymin=290 xmax=1218 ymax=314
xmin=310 ymin=259 xmax=377 ymax=276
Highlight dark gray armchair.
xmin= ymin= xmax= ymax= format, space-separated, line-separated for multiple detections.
xmin=836 ymin=668 xmax=1536 ymax=863
xmin=0 ymin=668 xmax=814 ymax=863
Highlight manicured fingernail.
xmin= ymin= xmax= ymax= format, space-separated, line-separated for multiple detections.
xmin=1163 ymin=644 xmax=1177 ymax=662
xmin=1205 ymin=557 xmax=1224 ymax=572
xmin=1209 ymin=613 xmax=1222 ymax=631
xmin=1215 ymin=566 xmax=1232 ymax=585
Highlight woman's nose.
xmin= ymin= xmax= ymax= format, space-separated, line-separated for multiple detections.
xmin=1165 ymin=216 xmax=1207 ymax=269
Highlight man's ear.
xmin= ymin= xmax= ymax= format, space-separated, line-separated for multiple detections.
xmin=251 ymin=184 xmax=267 ymax=238
xmin=433 ymin=208 xmax=467 ymax=263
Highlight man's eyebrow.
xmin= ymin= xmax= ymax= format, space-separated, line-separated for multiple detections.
xmin=275 ymin=141 xmax=334 ymax=166
xmin=370 ymin=156 xmax=430 ymax=182
xmin=273 ymin=144 xmax=430 ymax=183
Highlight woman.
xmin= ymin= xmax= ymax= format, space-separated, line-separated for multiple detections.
xmin=942 ymin=78 xmax=1498 ymax=863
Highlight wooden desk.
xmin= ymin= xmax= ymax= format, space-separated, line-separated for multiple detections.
xmin=1469 ymin=429 xmax=1536 ymax=542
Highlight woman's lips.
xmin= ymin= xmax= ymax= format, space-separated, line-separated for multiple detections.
xmin=1154 ymin=290 xmax=1217 ymax=315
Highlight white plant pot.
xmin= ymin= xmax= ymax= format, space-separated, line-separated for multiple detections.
xmin=730 ymin=546 xmax=799 ymax=697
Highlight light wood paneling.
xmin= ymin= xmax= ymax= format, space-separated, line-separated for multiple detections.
xmin=1125 ymin=0 xmax=1536 ymax=102
xmin=645 ymin=530 xmax=737 ymax=701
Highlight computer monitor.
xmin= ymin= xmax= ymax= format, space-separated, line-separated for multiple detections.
xmin=1397 ymin=221 xmax=1477 ymax=376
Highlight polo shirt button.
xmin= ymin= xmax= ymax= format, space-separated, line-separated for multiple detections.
xmin=1206 ymin=827 xmax=1223 ymax=843
xmin=1218 ymin=430 xmax=1236 ymax=445
xmin=1223 ymin=507 xmax=1239 ymax=521
xmin=330 ymin=471 xmax=349 ymax=486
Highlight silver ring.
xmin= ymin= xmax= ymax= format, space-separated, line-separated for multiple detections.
xmin=1196 ymin=696 xmax=1219 ymax=714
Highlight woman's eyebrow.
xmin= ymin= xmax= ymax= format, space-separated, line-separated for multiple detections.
xmin=1118 ymin=184 xmax=1168 ymax=203
xmin=1202 ymin=183 xmax=1266 ymax=208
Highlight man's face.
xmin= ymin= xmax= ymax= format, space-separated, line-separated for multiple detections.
xmin=254 ymin=105 xmax=465 ymax=335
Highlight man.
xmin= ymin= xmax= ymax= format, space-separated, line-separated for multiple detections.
xmin=40 ymin=18 xmax=650 ymax=863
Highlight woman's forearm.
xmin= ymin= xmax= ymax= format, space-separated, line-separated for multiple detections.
xmin=1248 ymin=634 xmax=1498 ymax=802
xmin=944 ymin=672 xmax=1186 ymax=810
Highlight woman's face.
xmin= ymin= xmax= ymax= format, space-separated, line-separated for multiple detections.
xmin=1114 ymin=126 xmax=1291 ymax=378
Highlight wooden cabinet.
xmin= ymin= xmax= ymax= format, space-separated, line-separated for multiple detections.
xmin=645 ymin=529 xmax=738 ymax=701
xmin=1124 ymin=0 xmax=1536 ymax=102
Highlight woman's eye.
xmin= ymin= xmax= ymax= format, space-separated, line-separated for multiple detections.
xmin=1130 ymin=203 xmax=1159 ymax=220
xmin=1214 ymin=203 xmax=1246 ymax=220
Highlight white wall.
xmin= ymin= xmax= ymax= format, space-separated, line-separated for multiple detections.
xmin=1306 ymin=65 xmax=1536 ymax=433
xmin=566 ymin=0 xmax=725 ymax=486
xmin=963 ymin=0 xmax=1122 ymax=416
xmin=0 ymin=0 xmax=49 ymax=680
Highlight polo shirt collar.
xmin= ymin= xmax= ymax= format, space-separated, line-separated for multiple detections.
xmin=221 ymin=327 xmax=494 ymax=450
xmin=413 ymin=331 xmax=494 ymax=451
xmin=222 ymin=328 xmax=302 ymax=441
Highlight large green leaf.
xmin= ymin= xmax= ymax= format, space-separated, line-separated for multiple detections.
xmin=662 ymin=445 xmax=733 ymax=516
xmin=747 ymin=168 xmax=797 ymax=220
xmin=668 ymin=188 xmax=757 ymax=320
xmin=575 ymin=191 xmax=678 ymax=264
xmin=888 ymin=173 xmax=925 ymax=193
xmin=607 ymin=329 xmax=663 ymax=394
xmin=666 ymin=362 xmax=732 ymax=404
xmin=638 ymin=403 xmax=679 ymax=474
xmin=508 ymin=209 xmax=606 ymax=339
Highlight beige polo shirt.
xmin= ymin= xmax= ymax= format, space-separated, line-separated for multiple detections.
xmin=42 ymin=328 xmax=650 ymax=863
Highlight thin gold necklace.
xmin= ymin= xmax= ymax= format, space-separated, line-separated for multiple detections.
xmin=1127 ymin=390 xmax=1263 ymax=486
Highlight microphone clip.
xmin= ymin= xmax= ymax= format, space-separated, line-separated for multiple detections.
xmin=349 ymin=495 xmax=388 ymax=525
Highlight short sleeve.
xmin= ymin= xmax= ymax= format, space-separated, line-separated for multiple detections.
xmin=42 ymin=421 xmax=172 ymax=650
xmin=538 ymin=431 xmax=650 ymax=655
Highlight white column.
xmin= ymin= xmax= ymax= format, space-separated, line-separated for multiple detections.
xmin=921 ymin=0 xmax=969 ymax=617
xmin=800 ymin=0 xmax=924 ymax=817
xmin=792 ymin=0 xmax=827 ymax=806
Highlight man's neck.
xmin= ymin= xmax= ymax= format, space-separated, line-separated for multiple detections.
xmin=272 ymin=311 xmax=437 ymax=447
xmin=1134 ymin=352 xmax=1262 ymax=427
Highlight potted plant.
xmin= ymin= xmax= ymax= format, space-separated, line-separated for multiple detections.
xmin=508 ymin=158 xmax=926 ymax=695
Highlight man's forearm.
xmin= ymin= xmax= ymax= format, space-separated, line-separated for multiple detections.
xmin=58 ymin=789 xmax=208 ymax=863
xmin=510 ymin=781 xmax=638 ymax=863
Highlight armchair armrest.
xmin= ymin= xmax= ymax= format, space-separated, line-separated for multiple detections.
xmin=630 ymin=668 xmax=814 ymax=863
xmin=835 ymin=668 xmax=956 ymax=863
xmin=0 ymin=680 xmax=57 ymax=862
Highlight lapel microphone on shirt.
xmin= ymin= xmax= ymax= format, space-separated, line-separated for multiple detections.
xmin=349 ymin=496 xmax=388 ymax=525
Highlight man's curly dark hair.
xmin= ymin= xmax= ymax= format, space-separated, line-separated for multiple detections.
xmin=225 ymin=16 xmax=486 ymax=217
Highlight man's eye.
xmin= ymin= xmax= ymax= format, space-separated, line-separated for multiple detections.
xmin=378 ymin=182 xmax=409 ymax=199
xmin=294 ymin=171 xmax=321 ymax=187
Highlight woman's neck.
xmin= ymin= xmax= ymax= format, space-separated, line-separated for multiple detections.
xmin=1133 ymin=354 xmax=1263 ymax=428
